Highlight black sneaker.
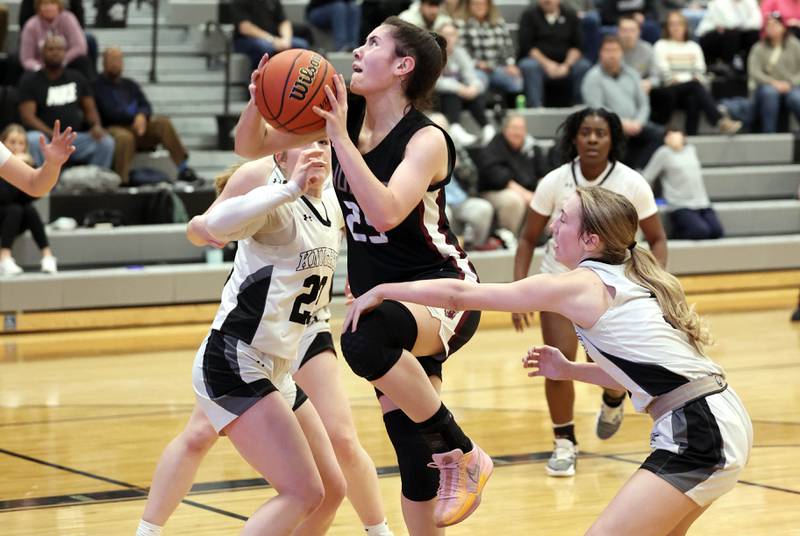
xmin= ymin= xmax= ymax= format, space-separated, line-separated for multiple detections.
xmin=177 ymin=167 xmax=201 ymax=182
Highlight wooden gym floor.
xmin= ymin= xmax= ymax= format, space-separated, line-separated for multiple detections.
xmin=0 ymin=306 xmax=798 ymax=535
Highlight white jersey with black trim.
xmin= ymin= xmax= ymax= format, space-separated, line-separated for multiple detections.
xmin=574 ymin=260 xmax=724 ymax=413
xmin=211 ymin=167 xmax=343 ymax=360
xmin=531 ymin=158 xmax=658 ymax=274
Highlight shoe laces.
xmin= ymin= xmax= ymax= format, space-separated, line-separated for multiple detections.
xmin=600 ymin=402 xmax=623 ymax=424
xmin=428 ymin=457 xmax=463 ymax=500
xmin=552 ymin=440 xmax=576 ymax=461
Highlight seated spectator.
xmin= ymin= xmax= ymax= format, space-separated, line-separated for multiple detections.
xmin=430 ymin=112 xmax=496 ymax=250
xmin=760 ymin=0 xmax=800 ymax=39
xmin=582 ymin=35 xmax=664 ymax=169
xmin=619 ymin=15 xmax=656 ymax=94
xmin=601 ymin=0 xmax=661 ymax=43
xmin=232 ymin=0 xmax=310 ymax=69
xmin=435 ymin=22 xmax=495 ymax=146
xmin=18 ymin=0 xmax=97 ymax=74
xmin=360 ymin=0 xmax=409 ymax=43
xmin=748 ymin=12 xmax=800 ymax=133
xmin=642 ymin=129 xmax=723 ymax=240
xmin=456 ymin=0 xmax=524 ymax=100
xmin=95 ymin=47 xmax=197 ymax=184
xmin=306 ymin=0 xmax=361 ymax=52
xmin=696 ymin=0 xmax=761 ymax=72
xmin=400 ymin=0 xmax=452 ymax=30
xmin=518 ymin=0 xmax=591 ymax=108
xmin=651 ymin=11 xmax=742 ymax=134
xmin=0 ymin=124 xmax=58 ymax=275
xmin=19 ymin=0 xmax=94 ymax=81
xmin=443 ymin=0 xmax=465 ymax=18
xmin=478 ymin=114 xmax=545 ymax=234
xmin=19 ymin=36 xmax=114 ymax=169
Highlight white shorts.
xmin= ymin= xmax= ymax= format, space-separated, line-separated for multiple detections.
xmin=643 ymin=387 xmax=753 ymax=506
xmin=192 ymin=330 xmax=306 ymax=433
xmin=289 ymin=315 xmax=336 ymax=375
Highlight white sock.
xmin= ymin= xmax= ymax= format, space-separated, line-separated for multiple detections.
xmin=364 ymin=519 xmax=394 ymax=536
xmin=136 ymin=520 xmax=163 ymax=536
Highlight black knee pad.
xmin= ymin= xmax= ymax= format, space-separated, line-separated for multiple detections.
xmin=340 ymin=300 xmax=417 ymax=381
xmin=383 ymin=409 xmax=439 ymax=502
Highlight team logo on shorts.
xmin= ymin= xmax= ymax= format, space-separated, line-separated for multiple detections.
xmin=444 ymin=309 xmax=457 ymax=320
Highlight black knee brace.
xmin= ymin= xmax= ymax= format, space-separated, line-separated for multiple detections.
xmin=340 ymin=300 xmax=417 ymax=381
xmin=383 ymin=409 xmax=439 ymax=502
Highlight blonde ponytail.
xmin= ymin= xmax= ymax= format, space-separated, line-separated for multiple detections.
xmin=575 ymin=187 xmax=712 ymax=353
xmin=626 ymin=246 xmax=712 ymax=353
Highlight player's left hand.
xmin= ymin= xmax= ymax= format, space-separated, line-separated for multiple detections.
xmin=522 ymin=345 xmax=573 ymax=381
xmin=313 ymin=74 xmax=348 ymax=146
xmin=41 ymin=120 xmax=76 ymax=167
xmin=343 ymin=287 xmax=383 ymax=332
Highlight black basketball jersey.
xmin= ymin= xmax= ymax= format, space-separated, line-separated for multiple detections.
xmin=332 ymin=95 xmax=479 ymax=297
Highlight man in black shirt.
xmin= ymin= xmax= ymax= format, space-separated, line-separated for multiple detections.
xmin=95 ymin=47 xmax=195 ymax=183
xmin=232 ymin=0 xmax=310 ymax=69
xmin=517 ymin=0 xmax=591 ymax=108
xmin=18 ymin=35 xmax=114 ymax=168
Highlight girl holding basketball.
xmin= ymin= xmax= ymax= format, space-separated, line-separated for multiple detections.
xmin=345 ymin=187 xmax=752 ymax=536
xmin=137 ymin=143 xmax=395 ymax=536
xmin=236 ymin=18 xmax=492 ymax=533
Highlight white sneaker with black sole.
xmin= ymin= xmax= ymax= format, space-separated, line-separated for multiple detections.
xmin=546 ymin=438 xmax=577 ymax=477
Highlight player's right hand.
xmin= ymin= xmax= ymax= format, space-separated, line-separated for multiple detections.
xmin=511 ymin=312 xmax=534 ymax=332
xmin=248 ymin=53 xmax=270 ymax=101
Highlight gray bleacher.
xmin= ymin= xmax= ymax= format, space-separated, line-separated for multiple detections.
xmin=1 ymin=0 xmax=798 ymax=313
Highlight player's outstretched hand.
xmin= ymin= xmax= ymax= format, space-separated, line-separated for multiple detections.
xmin=511 ymin=312 xmax=534 ymax=332
xmin=289 ymin=148 xmax=327 ymax=193
xmin=248 ymin=54 xmax=270 ymax=101
xmin=313 ymin=74 xmax=348 ymax=145
xmin=343 ymin=287 xmax=384 ymax=332
xmin=41 ymin=120 xmax=76 ymax=167
xmin=522 ymin=345 xmax=573 ymax=381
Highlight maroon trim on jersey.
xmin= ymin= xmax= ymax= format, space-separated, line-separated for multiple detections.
xmin=434 ymin=189 xmax=479 ymax=281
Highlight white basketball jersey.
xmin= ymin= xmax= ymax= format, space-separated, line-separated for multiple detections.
xmin=574 ymin=260 xmax=724 ymax=413
xmin=211 ymin=169 xmax=343 ymax=360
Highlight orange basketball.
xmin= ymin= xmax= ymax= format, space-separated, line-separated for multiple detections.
xmin=254 ymin=49 xmax=337 ymax=135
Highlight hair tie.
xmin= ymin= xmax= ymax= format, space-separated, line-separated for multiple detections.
xmin=627 ymin=241 xmax=637 ymax=252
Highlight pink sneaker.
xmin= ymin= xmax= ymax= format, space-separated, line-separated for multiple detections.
xmin=428 ymin=442 xmax=494 ymax=527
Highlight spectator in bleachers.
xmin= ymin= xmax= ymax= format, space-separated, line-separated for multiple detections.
xmin=95 ymin=47 xmax=197 ymax=184
xmin=658 ymin=0 xmax=708 ymax=38
xmin=619 ymin=15 xmax=656 ymax=95
xmin=561 ymin=0 xmax=602 ymax=63
xmin=306 ymin=0 xmax=361 ymax=52
xmin=400 ymin=0 xmax=453 ymax=30
xmin=651 ymin=11 xmax=742 ymax=134
xmin=748 ymin=12 xmax=800 ymax=132
xmin=696 ymin=0 xmax=761 ymax=73
xmin=642 ymin=129 xmax=724 ymax=239
xmin=19 ymin=0 xmax=95 ymax=81
xmin=760 ymin=0 xmax=800 ymax=38
xmin=231 ymin=0 xmax=310 ymax=69
xmin=0 ymin=124 xmax=58 ymax=275
xmin=456 ymin=0 xmax=524 ymax=100
xmin=430 ymin=112 xmax=496 ymax=250
xmin=478 ymin=114 xmax=545 ymax=234
xmin=582 ymin=35 xmax=664 ymax=169
xmin=518 ymin=0 xmax=591 ymax=108
xmin=600 ymin=0 xmax=661 ymax=43
xmin=18 ymin=35 xmax=114 ymax=169
xmin=435 ymin=22 xmax=495 ymax=146
xmin=444 ymin=0 xmax=466 ymax=18
xmin=359 ymin=0 xmax=409 ymax=44
xmin=18 ymin=0 xmax=97 ymax=73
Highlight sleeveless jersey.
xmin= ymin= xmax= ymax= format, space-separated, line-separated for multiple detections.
xmin=573 ymin=260 xmax=723 ymax=413
xmin=211 ymin=167 xmax=343 ymax=359
xmin=332 ymin=94 xmax=478 ymax=297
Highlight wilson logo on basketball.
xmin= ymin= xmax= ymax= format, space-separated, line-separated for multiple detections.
xmin=289 ymin=54 xmax=322 ymax=101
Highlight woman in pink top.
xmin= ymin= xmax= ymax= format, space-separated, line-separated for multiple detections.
xmin=19 ymin=0 xmax=94 ymax=80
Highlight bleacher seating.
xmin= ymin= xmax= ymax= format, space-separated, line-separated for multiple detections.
xmin=0 ymin=0 xmax=797 ymax=315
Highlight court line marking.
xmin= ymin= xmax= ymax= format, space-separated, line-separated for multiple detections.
xmin=2 ymin=445 xmax=798 ymax=514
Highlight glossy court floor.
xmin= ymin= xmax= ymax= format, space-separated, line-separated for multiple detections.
xmin=1 ymin=309 xmax=798 ymax=535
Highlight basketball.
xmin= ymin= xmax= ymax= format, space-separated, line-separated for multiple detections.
xmin=254 ymin=49 xmax=337 ymax=135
